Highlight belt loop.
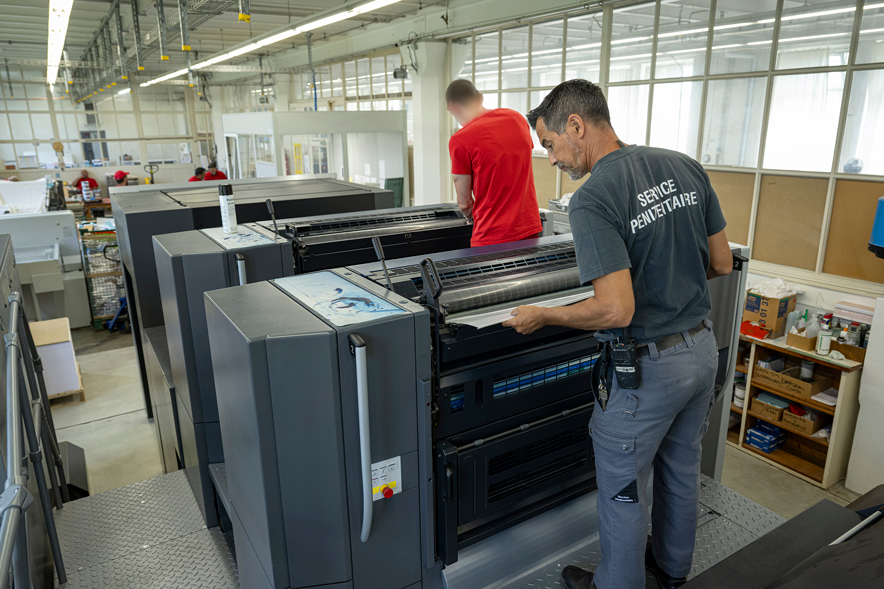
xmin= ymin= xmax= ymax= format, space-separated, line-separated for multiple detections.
xmin=683 ymin=328 xmax=695 ymax=348
xmin=649 ymin=341 xmax=660 ymax=360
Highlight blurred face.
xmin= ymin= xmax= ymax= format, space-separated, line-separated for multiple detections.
xmin=446 ymin=95 xmax=483 ymax=127
xmin=80 ymin=170 xmax=88 ymax=178
xmin=208 ymin=166 xmax=217 ymax=174
xmin=197 ymin=172 xmax=206 ymax=180
xmin=535 ymin=118 xmax=590 ymax=181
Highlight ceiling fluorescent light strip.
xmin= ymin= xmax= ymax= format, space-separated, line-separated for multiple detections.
xmin=46 ymin=0 xmax=74 ymax=85
xmin=142 ymin=0 xmax=404 ymax=86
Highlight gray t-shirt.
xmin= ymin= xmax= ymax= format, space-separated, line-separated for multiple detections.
xmin=568 ymin=145 xmax=727 ymax=343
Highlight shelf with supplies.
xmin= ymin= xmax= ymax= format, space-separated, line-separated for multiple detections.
xmin=726 ymin=335 xmax=863 ymax=489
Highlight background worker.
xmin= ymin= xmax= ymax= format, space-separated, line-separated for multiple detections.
xmin=504 ymin=79 xmax=734 ymax=589
xmin=189 ymin=167 xmax=206 ymax=182
xmin=113 ymin=170 xmax=129 ymax=186
xmin=203 ymin=162 xmax=227 ymax=181
xmin=446 ymin=79 xmax=542 ymax=247
xmin=75 ymin=170 xmax=99 ymax=192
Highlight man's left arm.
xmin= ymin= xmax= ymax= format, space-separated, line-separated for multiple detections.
xmin=453 ymin=174 xmax=474 ymax=220
xmin=503 ymin=269 xmax=634 ymax=334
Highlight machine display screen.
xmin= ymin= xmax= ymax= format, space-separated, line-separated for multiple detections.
xmin=275 ymin=272 xmax=405 ymax=326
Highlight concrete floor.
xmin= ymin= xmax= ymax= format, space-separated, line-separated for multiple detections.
xmin=52 ymin=327 xmax=164 ymax=495
xmin=54 ymin=327 xmax=861 ymax=516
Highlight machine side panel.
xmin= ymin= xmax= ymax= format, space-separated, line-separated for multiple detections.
xmin=224 ymin=242 xmax=293 ymax=287
xmin=336 ymin=313 xmax=422 ymax=589
xmin=266 ymin=332 xmax=353 ymax=587
xmin=413 ymin=310 xmax=435 ymax=569
xmin=205 ymin=285 xmax=291 ymax=589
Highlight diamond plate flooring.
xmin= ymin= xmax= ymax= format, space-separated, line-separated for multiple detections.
xmin=55 ymin=471 xmax=239 ymax=588
xmin=499 ymin=475 xmax=786 ymax=589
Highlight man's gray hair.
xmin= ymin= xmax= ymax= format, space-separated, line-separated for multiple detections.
xmin=526 ymin=79 xmax=612 ymax=134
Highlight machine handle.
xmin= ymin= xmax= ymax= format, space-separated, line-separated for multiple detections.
xmin=349 ymin=333 xmax=373 ymax=543
xmin=419 ymin=257 xmax=443 ymax=300
xmin=235 ymin=253 xmax=247 ymax=286
xmin=372 ymin=237 xmax=394 ymax=292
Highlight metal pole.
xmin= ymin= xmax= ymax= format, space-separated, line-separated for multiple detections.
xmin=12 ymin=522 xmax=30 ymax=589
xmin=307 ymin=32 xmax=317 ymax=111
xmin=178 ymin=0 xmax=191 ymax=51
xmin=17 ymin=312 xmax=70 ymax=503
xmin=238 ymin=0 xmax=251 ymax=22
xmin=17 ymin=364 xmax=67 ymax=584
xmin=17 ymin=351 xmax=62 ymax=509
xmin=62 ymin=49 xmax=73 ymax=94
xmin=157 ymin=0 xmax=169 ymax=61
xmin=104 ymin=23 xmax=116 ymax=87
xmin=115 ymin=4 xmax=129 ymax=81
xmin=5 ymin=296 xmax=23 ymax=490
xmin=131 ymin=0 xmax=144 ymax=71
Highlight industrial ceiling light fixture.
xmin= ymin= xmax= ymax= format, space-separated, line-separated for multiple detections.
xmin=141 ymin=0 xmax=406 ymax=87
xmin=46 ymin=0 xmax=74 ymax=86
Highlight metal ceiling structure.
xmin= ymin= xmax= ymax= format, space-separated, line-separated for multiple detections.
xmin=0 ymin=0 xmax=431 ymax=101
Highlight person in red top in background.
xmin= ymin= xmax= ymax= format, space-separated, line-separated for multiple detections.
xmin=203 ymin=162 xmax=227 ymax=181
xmin=446 ymin=79 xmax=542 ymax=247
xmin=76 ymin=170 xmax=99 ymax=192
xmin=188 ymin=168 xmax=206 ymax=182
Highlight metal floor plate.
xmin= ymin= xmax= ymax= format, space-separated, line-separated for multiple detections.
xmin=55 ymin=471 xmax=239 ymax=588
xmin=451 ymin=475 xmax=786 ymax=589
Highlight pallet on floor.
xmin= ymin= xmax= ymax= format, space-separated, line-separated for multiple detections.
xmin=48 ymin=362 xmax=86 ymax=408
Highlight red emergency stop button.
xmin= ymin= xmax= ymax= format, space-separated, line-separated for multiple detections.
xmin=381 ymin=485 xmax=394 ymax=499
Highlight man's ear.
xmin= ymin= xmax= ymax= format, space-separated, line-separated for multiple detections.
xmin=569 ymin=114 xmax=586 ymax=139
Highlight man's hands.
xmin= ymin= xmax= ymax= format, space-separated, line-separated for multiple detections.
xmin=502 ymin=305 xmax=548 ymax=334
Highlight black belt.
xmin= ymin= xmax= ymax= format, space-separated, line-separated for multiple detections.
xmin=636 ymin=321 xmax=707 ymax=357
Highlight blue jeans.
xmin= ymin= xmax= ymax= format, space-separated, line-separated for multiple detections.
xmin=590 ymin=321 xmax=718 ymax=589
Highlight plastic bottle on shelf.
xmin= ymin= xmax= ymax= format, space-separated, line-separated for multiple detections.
xmin=805 ymin=314 xmax=821 ymax=339
xmin=817 ymin=328 xmax=833 ymax=356
xmin=785 ymin=309 xmax=800 ymax=335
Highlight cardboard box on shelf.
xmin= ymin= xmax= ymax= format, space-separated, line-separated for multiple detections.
xmin=751 ymin=393 xmax=788 ymax=422
xmin=830 ymin=340 xmax=866 ymax=363
xmin=787 ymin=328 xmax=817 ymax=352
xmin=778 ymin=367 xmax=833 ymax=401
xmin=743 ymin=293 xmax=797 ymax=339
xmin=782 ymin=411 xmax=825 ymax=435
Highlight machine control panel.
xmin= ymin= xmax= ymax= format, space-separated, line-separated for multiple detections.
xmin=371 ymin=456 xmax=402 ymax=501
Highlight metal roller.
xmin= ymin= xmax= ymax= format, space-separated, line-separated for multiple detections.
xmin=438 ymin=267 xmax=582 ymax=315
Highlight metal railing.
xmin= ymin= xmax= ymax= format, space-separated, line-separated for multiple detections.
xmin=0 ymin=292 xmax=69 ymax=585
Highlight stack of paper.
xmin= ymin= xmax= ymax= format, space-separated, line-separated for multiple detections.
xmin=834 ymin=301 xmax=874 ymax=325
xmin=811 ymin=387 xmax=839 ymax=406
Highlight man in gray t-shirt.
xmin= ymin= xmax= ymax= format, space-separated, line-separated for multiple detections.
xmin=503 ymin=80 xmax=733 ymax=589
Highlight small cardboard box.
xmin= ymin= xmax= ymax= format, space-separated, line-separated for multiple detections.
xmin=830 ymin=340 xmax=866 ymax=363
xmin=782 ymin=411 xmax=824 ymax=435
xmin=743 ymin=293 xmax=797 ymax=339
xmin=778 ymin=367 xmax=833 ymax=401
xmin=787 ymin=328 xmax=817 ymax=352
xmin=751 ymin=397 xmax=785 ymax=422
xmin=753 ymin=359 xmax=784 ymax=388
xmin=29 ymin=317 xmax=80 ymax=397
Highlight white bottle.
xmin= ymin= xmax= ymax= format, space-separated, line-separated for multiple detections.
xmin=219 ymin=184 xmax=238 ymax=234
xmin=805 ymin=314 xmax=821 ymax=339
xmin=817 ymin=329 xmax=833 ymax=356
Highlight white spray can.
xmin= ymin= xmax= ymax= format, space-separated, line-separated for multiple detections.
xmin=219 ymin=183 xmax=238 ymax=233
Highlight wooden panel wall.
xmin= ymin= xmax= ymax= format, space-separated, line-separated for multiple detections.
xmin=753 ymin=175 xmax=828 ymax=271
xmin=823 ymin=179 xmax=884 ymax=283
xmin=707 ymin=170 xmax=755 ymax=246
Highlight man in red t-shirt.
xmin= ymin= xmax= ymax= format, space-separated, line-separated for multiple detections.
xmin=189 ymin=168 xmax=206 ymax=182
xmin=446 ymin=80 xmax=542 ymax=247
xmin=203 ymin=162 xmax=227 ymax=181
xmin=75 ymin=170 xmax=99 ymax=192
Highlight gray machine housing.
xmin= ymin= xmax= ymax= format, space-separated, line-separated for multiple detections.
xmin=112 ymin=175 xmax=393 ymax=425
xmin=153 ymin=226 xmax=294 ymax=525
xmin=205 ymin=272 xmax=430 ymax=589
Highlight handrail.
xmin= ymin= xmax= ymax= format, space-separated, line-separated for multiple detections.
xmin=0 ymin=293 xmax=26 ymax=581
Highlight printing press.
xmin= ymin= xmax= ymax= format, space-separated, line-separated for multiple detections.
xmin=203 ymin=234 xmax=748 ymax=589
xmin=153 ymin=204 xmax=473 ymax=525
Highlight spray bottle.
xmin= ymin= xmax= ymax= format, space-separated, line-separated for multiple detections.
xmin=219 ymin=183 xmax=238 ymax=234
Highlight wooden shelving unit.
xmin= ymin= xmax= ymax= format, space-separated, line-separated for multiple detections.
xmin=726 ymin=335 xmax=863 ymax=489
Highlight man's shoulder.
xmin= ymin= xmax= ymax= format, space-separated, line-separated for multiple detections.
xmin=634 ymin=145 xmax=703 ymax=172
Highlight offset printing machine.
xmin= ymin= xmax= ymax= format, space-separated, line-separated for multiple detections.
xmin=153 ymin=204 xmax=473 ymax=526
xmin=203 ymin=235 xmax=748 ymax=589
xmin=112 ymin=175 xmax=394 ymax=423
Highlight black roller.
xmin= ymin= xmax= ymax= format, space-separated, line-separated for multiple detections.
xmin=438 ymin=267 xmax=582 ymax=314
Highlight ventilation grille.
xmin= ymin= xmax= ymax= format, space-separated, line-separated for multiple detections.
xmin=493 ymin=353 xmax=599 ymax=400
xmin=295 ymin=212 xmax=440 ymax=233
xmin=410 ymin=251 xmax=576 ymax=292
xmin=487 ymin=450 xmax=589 ymax=503
xmin=487 ymin=426 xmax=589 ymax=477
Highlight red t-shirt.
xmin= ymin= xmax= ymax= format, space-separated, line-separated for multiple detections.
xmin=188 ymin=176 xmax=203 ymax=182
xmin=449 ymin=108 xmax=542 ymax=247
xmin=204 ymin=170 xmax=227 ymax=181
xmin=76 ymin=178 xmax=99 ymax=191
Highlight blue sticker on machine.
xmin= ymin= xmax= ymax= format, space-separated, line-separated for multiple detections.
xmin=275 ymin=272 xmax=405 ymax=327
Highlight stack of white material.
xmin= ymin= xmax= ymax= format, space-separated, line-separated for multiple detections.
xmin=29 ymin=317 xmax=81 ymax=397
xmin=0 ymin=179 xmax=48 ymax=214
xmin=834 ymin=301 xmax=875 ymax=324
